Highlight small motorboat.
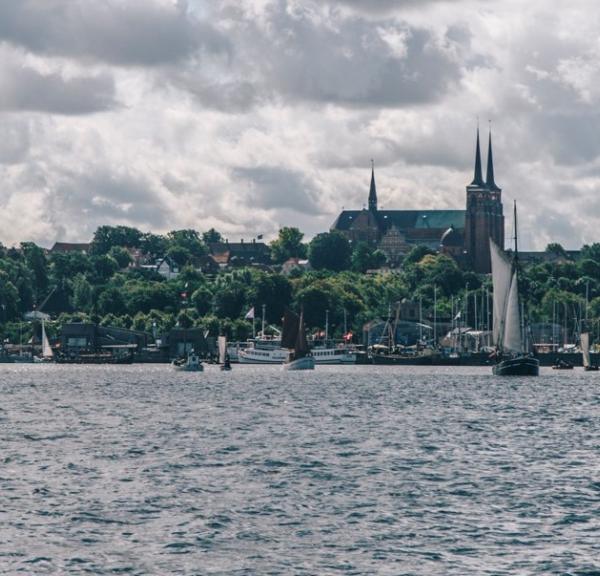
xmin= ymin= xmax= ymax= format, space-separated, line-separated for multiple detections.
xmin=552 ymin=358 xmax=574 ymax=370
xmin=172 ymin=352 xmax=203 ymax=372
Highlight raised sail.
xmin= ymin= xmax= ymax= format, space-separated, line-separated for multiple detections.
xmin=581 ymin=332 xmax=591 ymax=369
xmin=503 ymin=271 xmax=523 ymax=354
xmin=218 ymin=336 xmax=227 ymax=364
xmin=41 ymin=320 xmax=53 ymax=359
xmin=490 ymin=239 xmax=513 ymax=347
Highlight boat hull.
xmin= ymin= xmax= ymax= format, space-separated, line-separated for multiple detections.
xmin=493 ymin=356 xmax=539 ymax=376
xmin=283 ymin=356 xmax=315 ymax=371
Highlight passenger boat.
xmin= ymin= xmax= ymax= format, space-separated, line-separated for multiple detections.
xmin=490 ymin=203 xmax=539 ymax=377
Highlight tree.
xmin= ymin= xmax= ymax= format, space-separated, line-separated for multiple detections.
xmin=166 ymin=246 xmax=193 ymax=267
xmin=92 ymin=255 xmax=119 ymax=281
xmin=270 ymin=227 xmax=307 ymax=263
xmin=139 ymin=233 xmax=168 ymax=259
xmin=308 ymin=231 xmax=351 ymax=271
xmin=351 ymin=242 xmax=387 ymax=273
xmin=546 ymin=243 xmax=567 ymax=257
xmin=96 ymin=287 xmax=127 ymax=316
xmin=202 ymin=228 xmax=223 ymax=244
xmin=90 ymin=225 xmax=142 ymax=255
xmin=249 ymin=272 xmax=293 ymax=323
xmin=108 ymin=246 xmax=133 ymax=269
xmin=167 ymin=230 xmax=207 ymax=259
xmin=403 ymin=245 xmax=436 ymax=266
xmin=20 ymin=242 xmax=48 ymax=300
xmin=72 ymin=274 xmax=93 ymax=311
xmin=177 ymin=310 xmax=194 ymax=329
xmin=192 ymin=287 xmax=213 ymax=316
xmin=213 ymin=283 xmax=247 ymax=319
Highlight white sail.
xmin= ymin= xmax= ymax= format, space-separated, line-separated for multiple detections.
xmin=581 ymin=332 xmax=591 ymax=368
xmin=41 ymin=320 xmax=53 ymax=358
xmin=490 ymin=239 xmax=513 ymax=347
xmin=218 ymin=336 xmax=227 ymax=364
xmin=503 ymin=271 xmax=524 ymax=354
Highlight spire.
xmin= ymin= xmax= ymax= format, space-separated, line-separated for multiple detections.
xmin=470 ymin=125 xmax=484 ymax=187
xmin=368 ymin=159 xmax=378 ymax=212
xmin=486 ymin=126 xmax=501 ymax=192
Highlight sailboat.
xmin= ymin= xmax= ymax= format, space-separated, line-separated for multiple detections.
xmin=281 ymin=309 xmax=315 ymax=371
xmin=490 ymin=203 xmax=539 ymax=376
xmin=34 ymin=318 xmax=54 ymax=363
xmin=581 ymin=332 xmax=598 ymax=371
xmin=218 ymin=336 xmax=232 ymax=371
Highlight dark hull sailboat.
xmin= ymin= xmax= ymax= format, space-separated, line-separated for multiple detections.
xmin=281 ymin=309 xmax=314 ymax=371
xmin=490 ymin=203 xmax=538 ymax=377
xmin=493 ymin=355 xmax=539 ymax=376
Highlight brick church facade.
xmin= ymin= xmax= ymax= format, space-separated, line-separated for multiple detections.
xmin=331 ymin=129 xmax=504 ymax=273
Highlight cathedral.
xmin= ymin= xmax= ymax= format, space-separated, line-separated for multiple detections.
xmin=331 ymin=129 xmax=504 ymax=274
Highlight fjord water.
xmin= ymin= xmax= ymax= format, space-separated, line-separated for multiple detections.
xmin=1 ymin=365 xmax=599 ymax=575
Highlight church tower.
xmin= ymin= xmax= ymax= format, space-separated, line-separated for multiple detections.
xmin=368 ymin=159 xmax=378 ymax=212
xmin=464 ymin=127 xmax=504 ymax=273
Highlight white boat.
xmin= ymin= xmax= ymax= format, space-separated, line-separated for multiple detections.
xmin=490 ymin=203 xmax=539 ymax=376
xmin=282 ymin=309 xmax=314 ymax=371
xmin=34 ymin=319 xmax=54 ymax=363
xmin=239 ymin=341 xmax=356 ymax=364
xmin=172 ymin=352 xmax=203 ymax=372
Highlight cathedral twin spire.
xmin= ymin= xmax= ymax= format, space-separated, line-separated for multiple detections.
xmin=470 ymin=125 xmax=500 ymax=192
xmin=368 ymin=159 xmax=378 ymax=212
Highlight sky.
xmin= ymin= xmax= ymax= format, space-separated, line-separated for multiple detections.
xmin=0 ymin=0 xmax=599 ymax=250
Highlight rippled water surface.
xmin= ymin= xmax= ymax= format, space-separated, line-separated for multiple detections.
xmin=1 ymin=364 xmax=600 ymax=575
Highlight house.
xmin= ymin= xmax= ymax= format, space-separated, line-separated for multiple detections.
xmin=60 ymin=323 xmax=151 ymax=353
xmin=50 ymin=242 xmax=91 ymax=254
xmin=208 ymin=239 xmax=271 ymax=268
xmin=281 ymin=257 xmax=312 ymax=275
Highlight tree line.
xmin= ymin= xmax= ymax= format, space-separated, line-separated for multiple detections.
xmin=1 ymin=225 xmax=600 ymax=344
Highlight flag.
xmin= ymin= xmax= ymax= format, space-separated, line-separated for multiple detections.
xmin=257 ymin=234 xmax=263 ymax=240
xmin=245 ymin=307 xmax=255 ymax=320
xmin=343 ymin=331 xmax=353 ymax=342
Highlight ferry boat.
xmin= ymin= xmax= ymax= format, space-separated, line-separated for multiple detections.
xmin=238 ymin=340 xmax=358 ymax=364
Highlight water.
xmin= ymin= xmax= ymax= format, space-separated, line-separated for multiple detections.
xmin=1 ymin=364 xmax=600 ymax=575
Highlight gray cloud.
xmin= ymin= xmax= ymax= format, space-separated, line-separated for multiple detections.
xmin=233 ymin=166 xmax=323 ymax=215
xmin=207 ymin=3 xmax=465 ymax=109
xmin=0 ymin=57 xmax=116 ymax=115
xmin=0 ymin=0 xmax=228 ymax=66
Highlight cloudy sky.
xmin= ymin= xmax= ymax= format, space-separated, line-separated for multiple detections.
xmin=0 ymin=0 xmax=599 ymax=249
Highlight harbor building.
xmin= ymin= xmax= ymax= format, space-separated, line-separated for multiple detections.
xmin=331 ymin=129 xmax=504 ymax=273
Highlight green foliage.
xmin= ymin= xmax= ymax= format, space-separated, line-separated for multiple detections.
xmin=72 ymin=274 xmax=93 ymax=312
xmin=351 ymin=242 xmax=387 ymax=273
xmin=90 ymin=225 xmax=142 ymax=255
xmin=202 ymin=228 xmax=223 ymax=244
xmin=108 ymin=246 xmax=133 ymax=269
xmin=270 ymin=227 xmax=307 ymax=264
xmin=167 ymin=229 xmax=207 ymax=259
xmin=308 ymin=231 xmax=351 ymax=271
xmin=192 ymin=287 xmax=213 ymax=316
